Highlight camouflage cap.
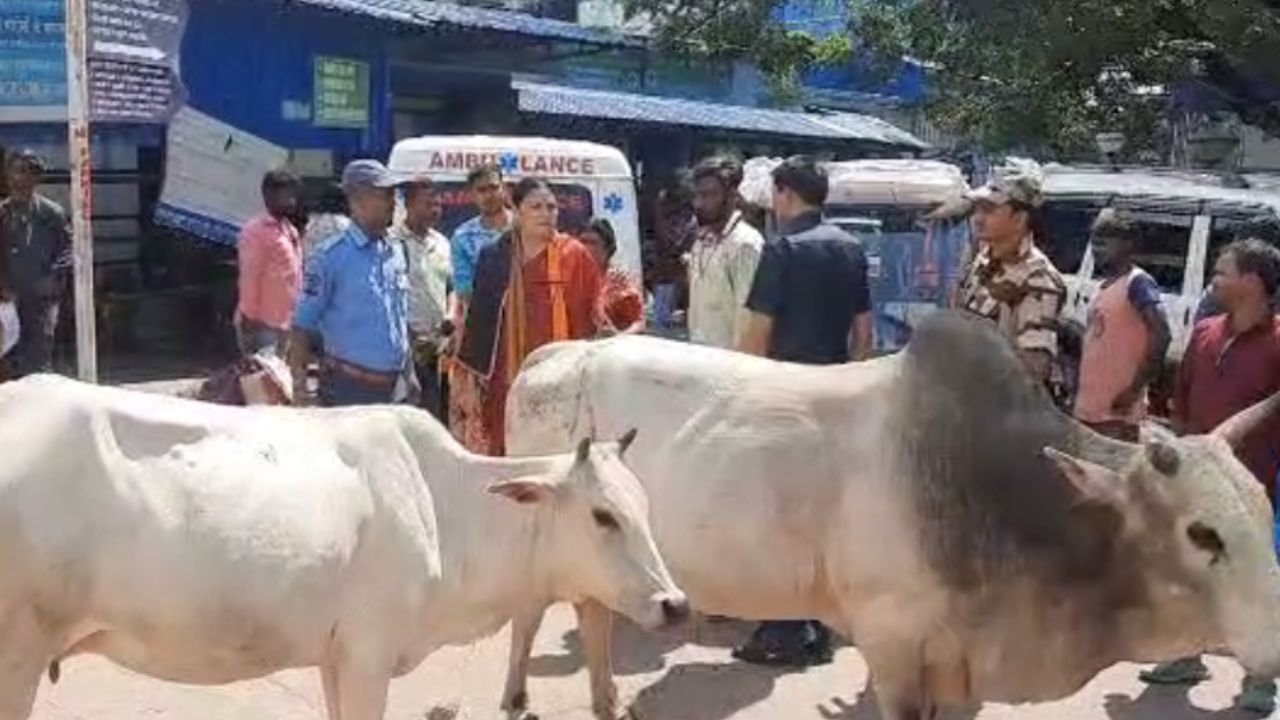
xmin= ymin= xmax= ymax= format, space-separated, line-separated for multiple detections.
xmin=967 ymin=158 xmax=1044 ymax=208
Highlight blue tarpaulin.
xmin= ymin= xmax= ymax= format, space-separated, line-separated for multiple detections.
xmin=861 ymin=218 xmax=971 ymax=350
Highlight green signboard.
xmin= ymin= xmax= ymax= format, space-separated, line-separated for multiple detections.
xmin=313 ymin=56 xmax=370 ymax=129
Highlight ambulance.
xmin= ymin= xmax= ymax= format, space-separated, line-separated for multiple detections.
xmin=387 ymin=135 xmax=643 ymax=280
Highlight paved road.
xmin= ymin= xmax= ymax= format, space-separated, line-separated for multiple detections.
xmin=31 ymin=605 xmax=1273 ymax=720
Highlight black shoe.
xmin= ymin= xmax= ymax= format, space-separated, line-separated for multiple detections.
xmin=803 ymin=639 xmax=834 ymax=666
xmin=733 ymin=622 xmax=831 ymax=668
xmin=732 ymin=637 xmax=812 ymax=667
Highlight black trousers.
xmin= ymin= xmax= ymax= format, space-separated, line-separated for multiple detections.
xmin=415 ymin=353 xmax=450 ymax=423
xmin=14 ymin=296 xmax=58 ymax=376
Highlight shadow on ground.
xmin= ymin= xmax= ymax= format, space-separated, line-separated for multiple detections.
xmin=627 ymin=662 xmax=789 ymax=720
xmin=1104 ymin=686 xmax=1251 ymax=720
xmin=530 ymin=614 xmax=754 ymax=679
xmin=816 ymin=691 xmax=880 ymax=720
xmin=813 ymin=690 xmax=981 ymax=720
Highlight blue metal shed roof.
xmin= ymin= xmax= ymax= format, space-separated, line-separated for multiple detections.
xmin=513 ymin=81 xmax=928 ymax=149
xmin=294 ymin=0 xmax=644 ymax=47
xmin=808 ymin=109 xmax=929 ymax=149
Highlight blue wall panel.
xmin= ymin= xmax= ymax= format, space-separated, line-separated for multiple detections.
xmin=181 ymin=0 xmax=391 ymax=157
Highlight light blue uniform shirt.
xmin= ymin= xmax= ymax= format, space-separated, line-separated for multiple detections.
xmin=294 ymin=223 xmax=410 ymax=373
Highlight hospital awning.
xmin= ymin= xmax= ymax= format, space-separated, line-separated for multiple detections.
xmin=513 ymin=80 xmax=929 ymax=150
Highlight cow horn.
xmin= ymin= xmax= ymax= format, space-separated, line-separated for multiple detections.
xmin=1212 ymin=390 xmax=1280 ymax=449
xmin=618 ymin=428 xmax=639 ymax=455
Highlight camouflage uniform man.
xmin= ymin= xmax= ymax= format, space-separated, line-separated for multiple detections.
xmin=956 ymin=160 xmax=1065 ymax=385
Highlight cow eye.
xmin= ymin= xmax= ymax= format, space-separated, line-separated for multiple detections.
xmin=1186 ymin=522 xmax=1226 ymax=564
xmin=592 ymin=509 xmax=620 ymax=531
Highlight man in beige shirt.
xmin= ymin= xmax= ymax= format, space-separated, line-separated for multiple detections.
xmin=390 ymin=177 xmax=454 ymax=419
xmin=687 ymin=156 xmax=764 ymax=349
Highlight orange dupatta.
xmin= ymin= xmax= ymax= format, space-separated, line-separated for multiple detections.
xmin=501 ymin=232 xmax=571 ymax=385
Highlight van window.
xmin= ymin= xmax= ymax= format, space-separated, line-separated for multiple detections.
xmin=1205 ymin=217 xmax=1238 ymax=285
xmin=1203 ymin=215 xmax=1280 ymax=285
xmin=1096 ymin=212 xmax=1192 ymax=293
xmin=1039 ymin=202 xmax=1096 ymax=274
xmin=436 ymin=182 xmax=594 ymax=237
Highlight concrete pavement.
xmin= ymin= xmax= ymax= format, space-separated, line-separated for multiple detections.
xmin=30 ymin=605 xmax=1274 ymax=720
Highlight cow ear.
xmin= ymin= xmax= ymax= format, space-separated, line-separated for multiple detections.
xmin=1044 ymin=447 xmax=1123 ymax=504
xmin=618 ymin=428 xmax=638 ymax=456
xmin=488 ymin=476 xmax=557 ymax=505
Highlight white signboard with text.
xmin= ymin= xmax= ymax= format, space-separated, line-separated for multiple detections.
xmin=155 ymin=106 xmax=287 ymax=245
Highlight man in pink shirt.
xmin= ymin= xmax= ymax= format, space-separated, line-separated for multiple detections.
xmin=237 ymin=170 xmax=303 ymax=355
xmin=1073 ymin=209 xmax=1170 ymax=441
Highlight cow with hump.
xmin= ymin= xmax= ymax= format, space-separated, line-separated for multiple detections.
xmin=504 ymin=311 xmax=1280 ymax=720
xmin=0 ymin=375 xmax=685 ymax=720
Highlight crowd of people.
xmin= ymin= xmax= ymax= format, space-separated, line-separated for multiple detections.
xmin=3 ymin=144 xmax=1280 ymax=711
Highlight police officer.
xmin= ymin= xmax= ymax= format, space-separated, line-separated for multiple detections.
xmin=290 ymin=160 xmax=413 ymax=406
xmin=955 ymin=160 xmax=1066 ymax=386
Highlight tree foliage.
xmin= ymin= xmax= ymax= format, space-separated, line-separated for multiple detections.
xmin=624 ymin=0 xmax=1280 ymax=156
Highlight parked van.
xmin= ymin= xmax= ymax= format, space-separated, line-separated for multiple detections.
xmin=386 ymin=136 xmax=643 ymax=280
xmin=741 ymin=158 xmax=973 ymax=351
xmin=1039 ymin=165 xmax=1280 ymax=362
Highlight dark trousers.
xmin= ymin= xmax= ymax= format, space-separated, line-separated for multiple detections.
xmin=318 ymin=365 xmax=397 ymax=407
xmin=236 ymin=318 xmax=288 ymax=357
xmin=414 ymin=354 xmax=449 ymax=422
xmin=13 ymin=296 xmax=58 ymax=376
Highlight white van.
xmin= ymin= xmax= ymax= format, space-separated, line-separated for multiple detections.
xmin=387 ymin=135 xmax=642 ymax=280
xmin=1040 ymin=165 xmax=1280 ymax=362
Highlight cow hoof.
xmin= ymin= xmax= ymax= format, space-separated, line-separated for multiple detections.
xmin=591 ymin=682 xmax=619 ymax=719
xmin=501 ymin=690 xmax=529 ymax=712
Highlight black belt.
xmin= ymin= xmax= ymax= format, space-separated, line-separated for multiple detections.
xmin=322 ymin=357 xmax=398 ymax=388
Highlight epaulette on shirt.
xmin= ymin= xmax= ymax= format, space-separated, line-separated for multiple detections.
xmin=311 ymin=230 xmax=348 ymax=257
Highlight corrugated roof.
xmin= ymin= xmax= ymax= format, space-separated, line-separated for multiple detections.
xmin=294 ymin=0 xmax=644 ymax=47
xmin=513 ymin=81 xmax=928 ymax=148
xmin=806 ymin=110 xmax=930 ymax=150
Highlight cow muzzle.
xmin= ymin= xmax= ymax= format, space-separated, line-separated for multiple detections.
xmin=661 ymin=594 xmax=690 ymax=625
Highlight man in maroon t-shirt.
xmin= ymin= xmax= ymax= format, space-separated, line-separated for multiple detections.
xmin=1141 ymin=237 xmax=1280 ymax=714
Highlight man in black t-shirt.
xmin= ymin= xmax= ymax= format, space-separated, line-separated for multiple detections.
xmin=732 ymin=156 xmax=873 ymax=668
xmin=740 ymin=156 xmax=873 ymax=362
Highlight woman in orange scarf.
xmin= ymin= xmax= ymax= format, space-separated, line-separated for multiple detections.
xmin=454 ymin=178 xmax=602 ymax=455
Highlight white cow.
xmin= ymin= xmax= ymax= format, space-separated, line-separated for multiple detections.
xmin=0 ymin=375 xmax=685 ymax=720
xmin=504 ymin=313 xmax=1280 ymax=720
